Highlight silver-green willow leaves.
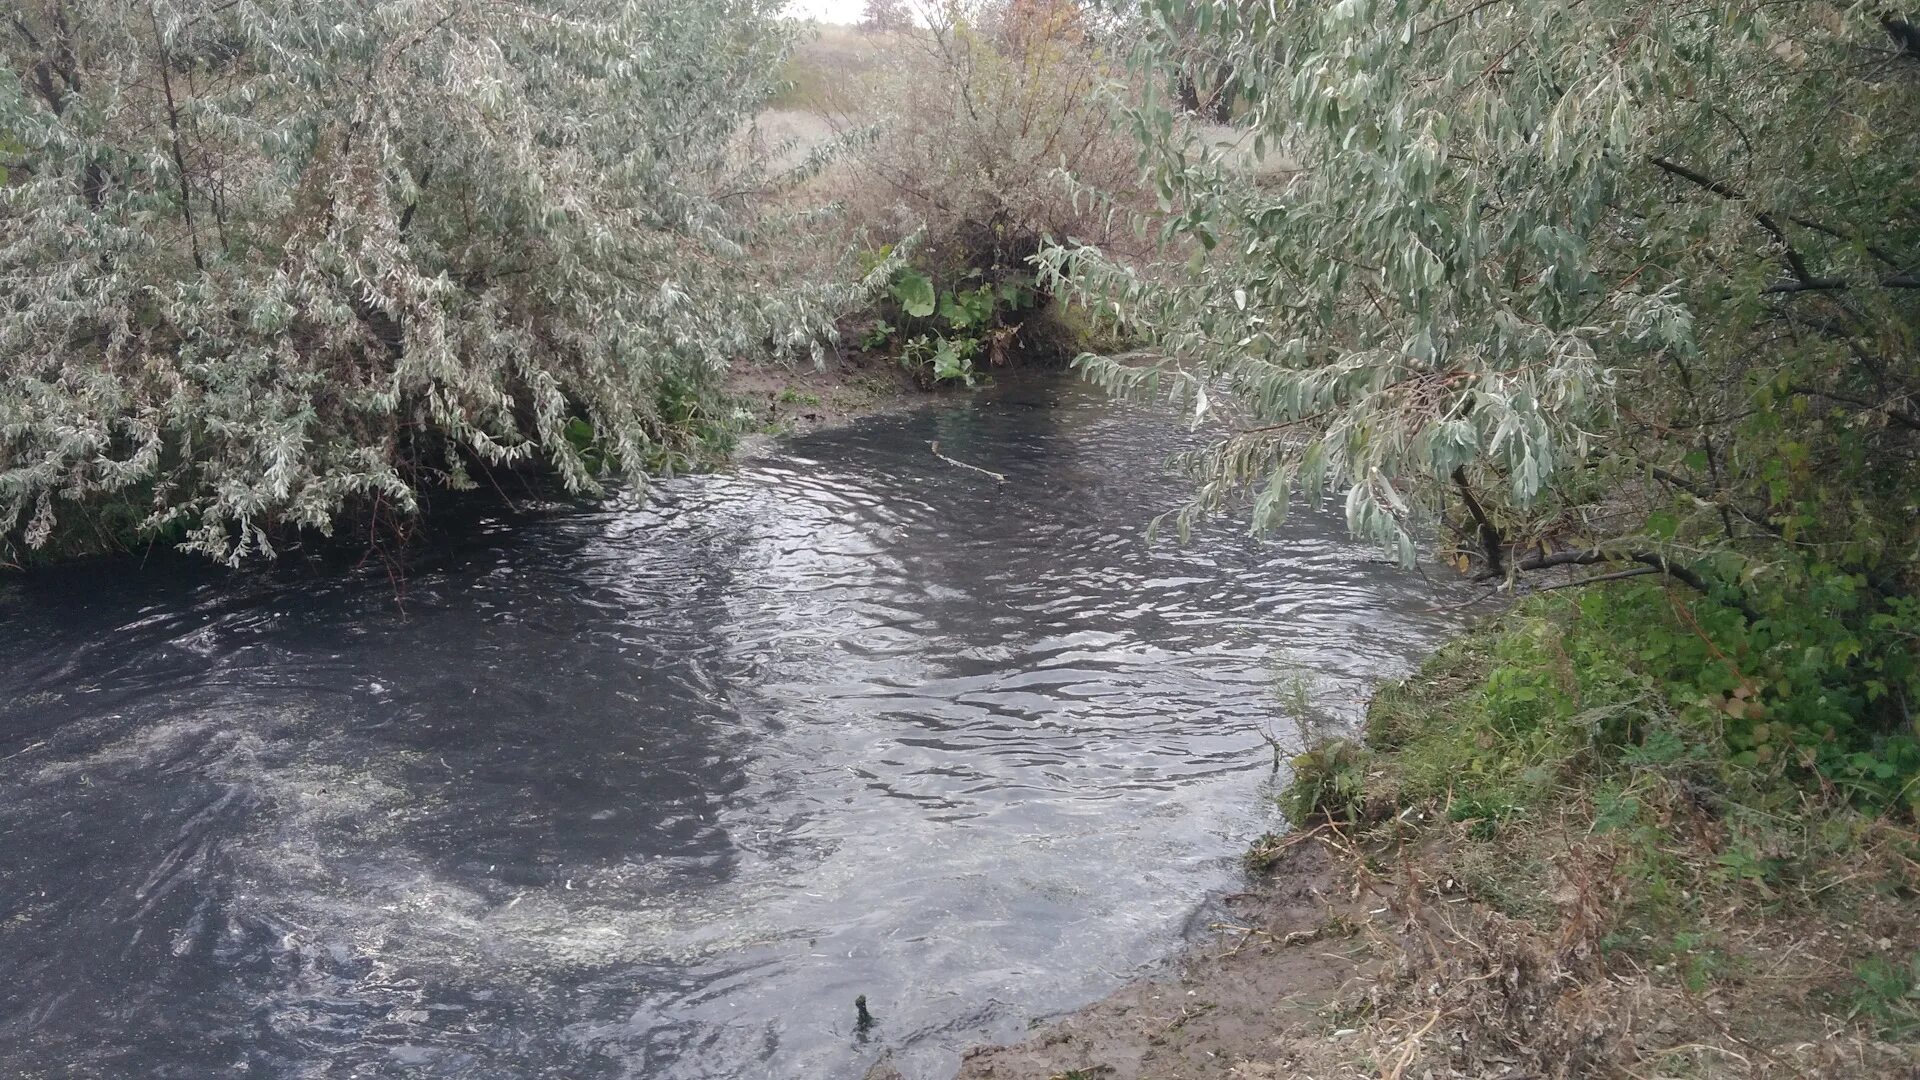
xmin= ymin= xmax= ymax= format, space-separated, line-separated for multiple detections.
xmin=2 ymin=0 xmax=852 ymax=562
xmin=1045 ymin=0 xmax=1898 ymax=563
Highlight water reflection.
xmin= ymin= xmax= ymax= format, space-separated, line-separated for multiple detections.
xmin=0 ymin=377 xmax=1458 ymax=1078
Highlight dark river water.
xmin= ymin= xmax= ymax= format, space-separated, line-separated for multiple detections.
xmin=0 ymin=377 xmax=1457 ymax=1079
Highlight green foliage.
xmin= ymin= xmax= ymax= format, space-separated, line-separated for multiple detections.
xmin=1282 ymin=586 xmax=1920 ymax=1030
xmin=927 ymin=337 xmax=978 ymax=386
xmin=861 ymin=320 xmax=898 ymax=350
xmin=938 ymin=286 xmax=995 ymax=330
xmin=1046 ymin=0 xmax=1920 ymax=581
xmin=820 ymin=0 xmax=1138 ymax=382
xmin=649 ymin=373 xmax=735 ymax=470
xmin=900 ymin=334 xmax=980 ymax=388
xmin=880 ymin=265 xmax=1040 ymax=386
xmin=857 ymin=244 xmax=899 ymax=278
xmin=1059 ymin=0 xmax=1920 ymax=810
xmin=0 ymin=0 xmax=856 ymax=563
xmin=822 ymin=0 xmax=1148 ymax=387
xmin=890 ymin=268 xmax=938 ymax=318
xmin=562 ymin=419 xmax=609 ymax=478
xmin=1353 ymin=584 xmax=1920 ymax=818
xmin=1278 ymin=738 xmax=1373 ymax=827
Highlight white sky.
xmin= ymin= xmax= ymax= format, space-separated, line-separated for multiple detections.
xmin=785 ymin=0 xmax=865 ymax=22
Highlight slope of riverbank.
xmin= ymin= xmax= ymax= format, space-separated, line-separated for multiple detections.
xmin=946 ymin=593 xmax=1920 ymax=1080
xmin=726 ymin=342 xmax=927 ymax=441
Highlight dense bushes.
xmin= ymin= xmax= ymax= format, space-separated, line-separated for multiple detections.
xmin=0 ymin=0 xmax=851 ymax=563
xmin=1052 ymin=0 xmax=1920 ymax=800
xmin=1054 ymin=1 xmax=1920 ymax=570
xmin=825 ymin=1 xmax=1142 ymax=261
xmin=867 ymin=262 xmax=1041 ymax=386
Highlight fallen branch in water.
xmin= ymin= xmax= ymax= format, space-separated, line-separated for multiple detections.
xmin=929 ymin=441 xmax=1006 ymax=482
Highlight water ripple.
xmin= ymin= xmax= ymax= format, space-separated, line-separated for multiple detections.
xmin=0 ymin=377 xmax=1462 ymax=1079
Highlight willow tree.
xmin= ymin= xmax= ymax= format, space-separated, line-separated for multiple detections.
xmin=1049 ymin=2 xmax=1920 ymax=587
xmin=1 ymin=0 xmax=848 ymax=563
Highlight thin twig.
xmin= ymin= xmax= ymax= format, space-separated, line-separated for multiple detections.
xmin=1529 ymin=565 xmax=1663 ymax=591
xmin=1419 ymin=0 xmax=1507 ymax=38
xmin=1382 ymin=1007 xmax=1444 ymax=1080
xmin=928 ymin=441 xmax=1006 ymax=482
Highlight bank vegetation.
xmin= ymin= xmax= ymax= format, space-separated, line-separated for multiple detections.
xmin=999 ymin=2 xmax=1920 ymax=1074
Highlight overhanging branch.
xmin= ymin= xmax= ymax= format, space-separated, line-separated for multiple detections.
xmin=1501 ymin=547 xmax=1759 ymax=621
xmin=1528 ymin=565 xmax=1664 ymax=592
xmin=1649 ymin=155 xmax=1917 ymax=296
xmin=1789 ymin=385 xmax=1920 ymax=433
xmin=1763 ymin=276 xmax=1920 ymax=295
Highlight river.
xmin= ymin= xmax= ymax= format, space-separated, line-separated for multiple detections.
xmin=0 ymin=376 xmax=1456 ymax=1079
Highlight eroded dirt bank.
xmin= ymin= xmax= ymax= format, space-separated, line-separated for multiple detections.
xmin=725 ymin=343 xmax=928 ymax=441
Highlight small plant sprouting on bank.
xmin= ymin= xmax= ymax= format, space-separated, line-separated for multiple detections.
xmin=1847 ymin=952 xmax=1920 ymax=1038
xmin=1277 ymin=738 xmax=1373 ymax=828
xmin=901 ymin=335 xmax=981 ymax=387
xmin=1270 ymin=649 xmax=1354 ymax=748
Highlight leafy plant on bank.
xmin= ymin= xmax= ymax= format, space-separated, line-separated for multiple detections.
xmin=877 ymin=264 xmax=1038 ymax=386
xmin=1 ymin=0 xmax=857 ymax=564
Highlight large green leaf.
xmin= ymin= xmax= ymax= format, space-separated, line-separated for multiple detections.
xmin=891 ymin=269 xmax=936 ymax=318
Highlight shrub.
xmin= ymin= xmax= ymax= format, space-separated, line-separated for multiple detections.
xmin=1279 ymin=738 xmax=1373 ymax=826
xmin=827 ymin=1 xmax=1144 ymax=265
xmin=1050 ymin=1 xmax=1920 ymax=572
xmin=1052 ymin=0 xmax=1920 ymax=799
xmin=793 ymin=0 xmax=1151 ymax=379
xmin=1 ymin=0 xmax=851 ymax=563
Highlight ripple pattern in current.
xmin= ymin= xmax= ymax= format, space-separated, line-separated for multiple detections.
xmin=0 ymin=377 xmax=1462 ymax=1079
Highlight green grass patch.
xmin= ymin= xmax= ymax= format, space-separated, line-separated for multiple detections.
xmin=1280 ymin=582 xmax=1920 ymax=1043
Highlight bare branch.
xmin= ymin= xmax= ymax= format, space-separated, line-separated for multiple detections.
xmin=1651 ymin=155 xmax=1920 ymax=295
xmin=1528 ymin=566 xmax=1664 ymax=592
xmin=1452 ymin=466 xmax=1505 ymax=576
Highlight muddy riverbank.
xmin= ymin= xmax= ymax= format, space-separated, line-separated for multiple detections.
xmin=936 ymin=617 xmax=1920 ymax=1080
xmin=932 ymin=839 xmax=1376 ymax=1080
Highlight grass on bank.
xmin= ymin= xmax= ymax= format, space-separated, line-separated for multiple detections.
xmin=1271 ymin=582 xmax=1920 ymax=1077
